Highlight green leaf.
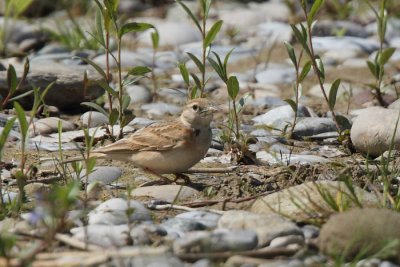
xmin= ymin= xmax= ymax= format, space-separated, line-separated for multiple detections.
xmin=118 ymin=22 xmax=154 ymax=38
xmin=0 ymin=118 xmax=16 ymax=159
xmin=227 ymin=76 xmax=239 ymax=100
xmin=78 ymin=57 xmax=107 ymax=80
xmin=202 ymin=0 xmax=212 ymax=18
xmin=178 ymin=63 xmax=190 ymax=85
xmin=378 ymin=47 xmax=396 ymax=66
xmin=284 ymin=41 xmax=297 ymax=67
xmin=176 ymin=0 xmax=202 ymax=33
xmin=96 ymin=80 xmax=118 ymax=97
xmin=95 ymin=9 xmax=105 ymax=47
xmin=186 ymin=52 xmax=205 ymax=73
xmin=315 ymin=57 xmax=325 ymax=82
xmin=190 ymin=86 xmax=199 ymax=99
xmin=223 ymin=49 xmax=234 ymax=72
xmin=204 ymin=20 xmax=223 ymax=48
xmin=7 ymin=64 xmax=17 ymax=94
xmin=308 ymin=0 xmax=324 ymax=26
xmin=81 ymin=102 xmax=108 ymax=117
xmin=8 ymin=90 xmax=34 ymax=102
xmin=236 ymin=92 xmax=250 ymax=114
xmin=284 ymin=99 xmax=298 ymax=112
xmin=190 ymin=73 xmax=202 ymax=90
xmin=109 ymin=108 xmax=119 ymax=125
xmin=14 ymin=102 xmax=28 ymax=139
xmin=290 ymin=24 xmax=310 ymax=55
xmin=299 ymin=60 xmax=311 ymax=82
xmin=151 ymin=29 xmax=159 ymax=50
xmin=367 ymin=60 xmax=379 ymax=79
xmin=122 ymin=94 xmax=131 ymax=110
xmin=208 ymin=56 xmax=226 ymax=82
xmin=127 ymin=66 xmax=152 ymax=76
xmin=328 ymin=79 xmax=341 ymax=109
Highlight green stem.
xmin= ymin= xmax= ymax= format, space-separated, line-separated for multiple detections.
xmin=201 ymin=13 xmax=206 ymax=97
xmin=117 ymin=38 xmax=123 ymax=139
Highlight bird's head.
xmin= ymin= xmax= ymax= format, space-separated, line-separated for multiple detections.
xmin=180 ymin=98 xmax=217 ymax=128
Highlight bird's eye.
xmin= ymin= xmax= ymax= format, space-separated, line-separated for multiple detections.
xmin=192 ymin=104 xmax=198 ymax=111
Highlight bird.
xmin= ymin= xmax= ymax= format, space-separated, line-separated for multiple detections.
xmin=71 ymin=98 xmax=216 ymax=184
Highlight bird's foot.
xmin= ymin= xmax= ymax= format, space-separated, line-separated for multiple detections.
xmin=173 ymin=173 xmax=192 ymax=185
xmin=138 ymin=168 xmax=173 ymax=187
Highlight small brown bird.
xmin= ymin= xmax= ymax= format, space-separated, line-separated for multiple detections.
xmin=81 ymin=98 xmax=216 ymax=183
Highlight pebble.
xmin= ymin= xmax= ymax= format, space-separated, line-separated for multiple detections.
xmin=78 ymin=166 xmax=123 ymax=185
xmin=175 ymin=211 xmax=221 ymax=229
xmin=293 ymin=117 xmax=339 ymax=137
xmin=173 ymin=229 xmax=258 ymax=254
xmin=131 ymin=185 xmax=199 ymax=203
xmin=88 ymin=198 xmax=151 ymax=225
xmin=160 ymin=217 xmax=207 ymax=238
xmin=80 ymin=111 xmax=108 ymax=128
xmin=251 ymin=181 xmax=380 ymax=222
xmin=351 ymin=107 xmax=400 ymax=157
xmin=255 ymin=66 xmax=296 ymax=85
xmin=0 ymin=62 xmax=104 ymax=110
xmin=256 ymin=151 xmax=330 ymax=165
xmin=252 ymin=104 xmax=314 ymax=127
xmin=319 ymin=208 xmax=400 ymax=263
xmin=1 ymin=191 xmax=18 ymax=203
xmin=218 ymin=210 xmax=302 ymax=247
xmin=126 ymin=85 xmax=152 ymax=104
xmin=301 ymin=224 xmax=320 ymax=239
xmin=123 ymin=255 xmax=185 ymax=267
xmin=269 ymin=235 xmax=304 ymax=248
xmin=141 ymin=102 xmax=181 ymax=117
xmin=312 ymin=36 xmax=380 ymax=54
xmin=29 ymin=117 xmax=76 ymax=136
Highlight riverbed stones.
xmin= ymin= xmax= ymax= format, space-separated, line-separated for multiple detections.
xmin=319 ymin=208 xmax=400 ymax=263
xmin=130 ymin=185 xmax=199 ymax=203
xmin=251 ymin=181 xmax=380 ymax=222
xmin=351 ymin=107 xmax=400 ymax=157
xmin=0 ymin=63 xmax=104 ymax=109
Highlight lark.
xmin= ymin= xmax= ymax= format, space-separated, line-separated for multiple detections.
xmin=79 ymin=98 xmax=216 ymax=184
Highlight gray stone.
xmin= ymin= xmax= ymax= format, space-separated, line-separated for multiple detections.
xmin=0 ymin=62 xmax=104 ymax=109
xmin=173 ymin=229 xmax=258 ymax=254
xmin=293 ymin=117 xmax=338 ymax=137
xmin=2 ymin=191 xmax=18 ymax=203
xmin=351 ymin=107 xmax=400 ymax=157
xmin=131 ymin=185 xmax=199 ymax=203
xmin=255 ymin=66 xmax=296 ymax=85
xmin=251 ymin=181 xmax=380 ymax=222
xmin=256 ymin=151 xmax=330 ymax=165
xmin=269 ymin=235 xmax=305 ymax=248
xmin=319 ymin=208 xmax=400 ymax=263
xmin=139 ymin=21 xmax=201 ymax=47
xmin=313 ymin=20 xmax=369 ymax=38
xmin=312 ymin=36 xmax=379 ymax=54
xmin=126 ymin=255 xmax=185 ymax=267
xmin=160 ymin=217 xmax=207 ymax=237
xmin=93 ymin=50 xmax=151 ymax=69
xmin=70 ymin=223 xmax=164 ymax=247
xmin=80 ymin=111 xmax=108 ymax=128
xmin=256 ymin=22 xmax=292 ymax=43
xmin=128 ymin=117 xmax=155 ymax=127
xmin=126 ymin=85 xmax=152 ymax=104
xmin=218 ymin=210 xmax=302 ymax=247
xmin=141 ymin=102 xmax=181 ymax=118
xmin=79 ymin=166 xmax=123 ymax=185
xmin=175 ymin=211 xmax=221 ymax=229
xmin=88 ymin=198 xmax=151 ymax=225
xmin=388 ymin=98 xmax=400 ymax=110
xmin=380 ymin=261 xmax=400 ymax=267
xmin=29 ymin=117 xmax=76 ymax=136
xmin=301 ymin=224 xmax=320 ymax=239
xmin=252 ymin=104 xmax=314 ymax=127
xmin=356 ymin=259 xmax=381 ymax=267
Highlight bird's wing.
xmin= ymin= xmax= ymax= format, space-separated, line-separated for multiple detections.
xmin=93 ymin=120 xmax=194 ymax=154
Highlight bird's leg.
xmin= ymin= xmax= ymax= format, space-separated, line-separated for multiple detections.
xmin=138 ymin=168 xmax=173 ymax=187
xmin=173 ymin=173 xmax=192 ymax=184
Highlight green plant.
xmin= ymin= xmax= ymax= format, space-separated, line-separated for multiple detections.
xmin=0 ymin=0 xmax=34 ymax=55
xmin=151 ymin=29 xmax=160 ymax=100
xmin=283 ymin=43 xmax=310 ymax=139
xmin=80 ymin=0 xmax=153 ymax=139
xmin=176 ymin=0 xmax=223 ymax=98
xmin=290 ymin=0 xmax=342 ymax=134
xmin=1 ymin=59 xmax=30 ymax=110
xmin=365 ymin=0 xmax=396 ymax=107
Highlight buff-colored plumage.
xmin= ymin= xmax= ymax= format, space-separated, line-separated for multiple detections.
xmin=89 ymin=98 xmax=215 ymax=174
